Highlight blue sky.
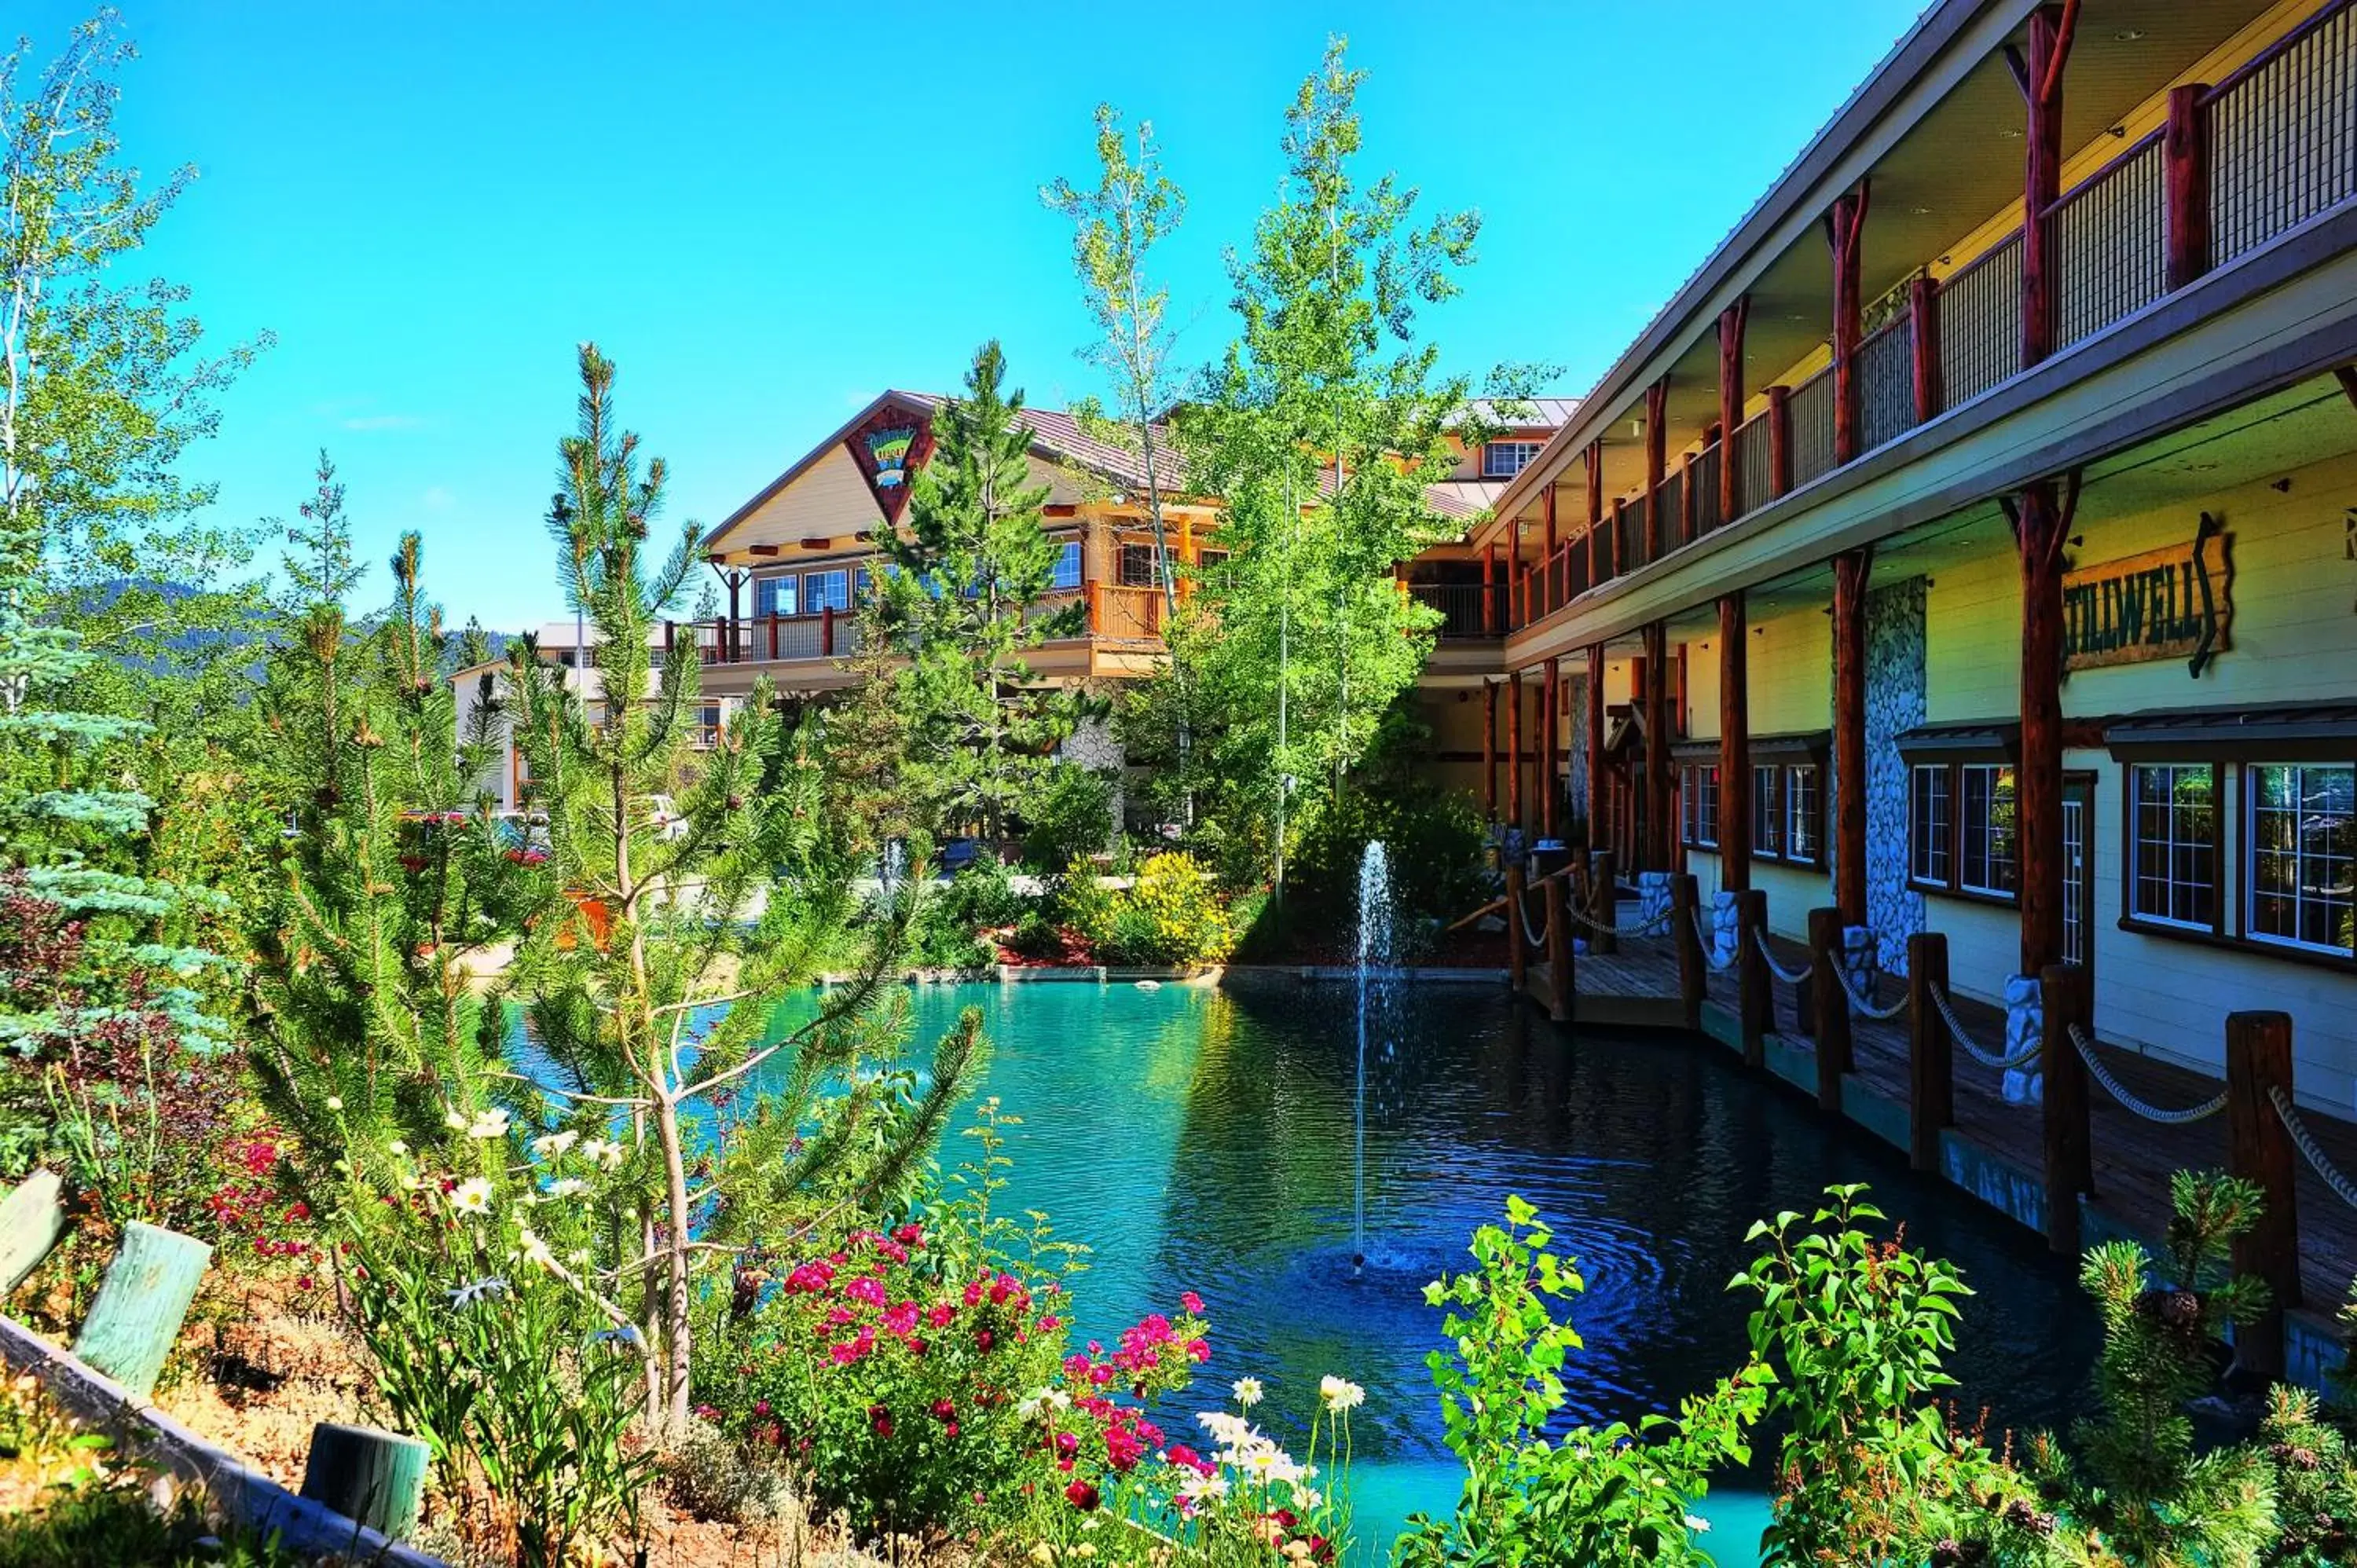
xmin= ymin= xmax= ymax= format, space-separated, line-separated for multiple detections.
xmin=26 ymin=1 xmax=1926 ymax=630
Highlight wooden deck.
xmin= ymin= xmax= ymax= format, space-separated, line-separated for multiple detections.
xmin=1527 ymin=928 xmax=2357 ymax=1376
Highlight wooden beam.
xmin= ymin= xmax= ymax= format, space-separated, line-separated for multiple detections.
xmin=1908 ymin=275 xmax=1943 ymax=424
xmin=1482 ymin=544 xmax=1497 ymax=636
xmin=2020 ymin=3 xmax=2078 ymax=369
xmin=1541 ymin=658 xmax=1561 ymax=839
xmin=1718 ymin=298 xmax=1748 ymax=522
xmin=2227 ymin=1010 xmax=2300 ymax=1376
xmin=1642 ymin=621 xmax=1670 ymax=870
xmin=1831 ymin=547 xmax=1871 ymax=926
xmin=746 ymin=543 xmax=783 ymax=557
xmin=2017 ymin=479 xmax=2068 ymax=975
xmin=2165 ymin=83 xmax=2212 ymax=291
xmin=1585 ymin=643 xmax=1607 ymax=847
xmin=1765 ymin=385 xmax=1793 ymax=499
xmin=1483 ymin=680 xmax=1497 ymax=819
xmin=1717 ymin=593 xmax=1750 ymax=891
xmin=1643 ymin=379 xmax=1669 ymax=565
xmin=1508 ymin=670 xmax=1525 ymax=834
xmin=1827 ymin=182 xmax=1871 ymax=466
xmin=1585 ymin=441 xmax=1604 ymax=584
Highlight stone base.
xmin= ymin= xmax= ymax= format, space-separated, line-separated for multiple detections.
xmin=1636 ymin=870 xmax=1672 ymax=932
xmin=2003 ymin=973 xmax=2044 ymax=1105
xmin=1710 ymin=889 xmax=1741 ymax=970
xmin=1840 ymin=925 xmax=1877 ymax=1016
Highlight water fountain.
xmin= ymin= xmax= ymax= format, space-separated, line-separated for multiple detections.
xmin=1351 ymin=841 xmax=1393 ymax=1280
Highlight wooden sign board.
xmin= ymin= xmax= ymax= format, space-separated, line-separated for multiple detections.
xmin=2062 ymin=530 xmax=2232 ymax=675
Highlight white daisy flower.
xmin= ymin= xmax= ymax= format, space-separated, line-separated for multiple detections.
xmin=1318 ymin=1375 xmax=1365 ymax=1412
xmin=449 ymin=1176 xmax=494 ymax=1216
xmin=529 ymin=1130 xmax=578 ymax=1160
xmin=467 ymin=1108 xmax=511 ymax=1140
xmin=1231 ymin=1377 xmax=1263 ymax=1408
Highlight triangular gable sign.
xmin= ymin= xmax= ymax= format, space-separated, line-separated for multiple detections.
xmin=845 ymin=403 xmax=935 ymax=526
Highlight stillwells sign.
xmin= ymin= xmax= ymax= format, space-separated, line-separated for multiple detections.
xmin=2062 ymin=520 xmax=2232 ymax=677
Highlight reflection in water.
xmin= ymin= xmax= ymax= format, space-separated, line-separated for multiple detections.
xmin=750 ymin=981 xmax=2099 ymax=1557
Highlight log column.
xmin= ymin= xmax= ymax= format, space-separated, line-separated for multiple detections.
xmin=1541 ymin=658 xmax=1561 ymax=839
xmin=1585 ymin=442 xmax=1604 ymax=586
xmin=2012 ymin=478 xmax=2077 ymax=976
xmin=1542 ymin=487 xmax=1558 ymax=617
xmin=2018 ymin=1 xmax=2078 ymax=370
xmin=1718 ymin=298 xmax=1748 ymax=521
xmin=1718 ymin=593 xmax=1750 ymax=891
xmin=1482 ymin=544 xmax=1498 ymax=636
xmin=1584 ymin=643 xmax=1607 ymax=850
xmin=1642 ymin=621 xmax=1670 ymax=872
xmin=1827 ymin=183 xmax=1870 ymax=465
xmin=2165 ymin=83 xmax=2212 ymax=291
xmin=1644 ymin=379 xmax=1669 ymax=563
xmin=1765 ymin=385 xmax=1793 ymax=499
xmin=1482 ymin=680 xmax=1498 ymax=822
xmin=1507 ymin=671 xmax=1525 ymax=837
xmin=1831 ymin=548 xmax=1871 ymax=928
xmin=1908 ymin=275 xmax=1942 ymax=424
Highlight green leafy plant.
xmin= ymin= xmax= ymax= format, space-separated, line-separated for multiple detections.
xmin=1078 ymin=852 xmax=1234 ymax=967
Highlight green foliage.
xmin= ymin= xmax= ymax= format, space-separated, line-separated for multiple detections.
xmin=1239 ymin=759 xmax=1486 ymax=960
xmin=872 ymin=343 xmax=1095 ymax=841
xmin=1021 ymin=764 xmax=1116 ymax=873
xmin=1074 ymin=852 xmax=1234 ymax=967
xmin=2055 ymin=1170 xmax=2278 ymax=1563
xmin=1403 ymin=1194 xmax=1769 ymax=1567
xmin=2257 ymin=1385 xmax=2357 ymax=1565
xmin=909 ymin=860 xmax=1023 ymax=971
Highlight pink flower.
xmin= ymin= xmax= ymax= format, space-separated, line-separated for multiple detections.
xmin=845 ymin=1276 xmax=887 ymax=1309
xmin=1186 ymin=1338 xmax=1210 ymax=1362
xmin=926 ymin=1303 xmax=956 ymax=1329
xmin=869 ymin=1404 xmax=894 ymax=1438
xmin=1179 ymin=1291 xmax=1204 ymax=1313
xmin=1065 ymin=1478 xmax=1099 ymax=1511
xmin=975 ymin=1328 xmax=995 ymax=1351
xmin=1039 ymin=1314 xmax=1061 ymax=1331
xmin=1056 ymin=1431 xmax=1080 ymax=1458
xmin=893 ymin=1222 xmax=924 ymax=1246
xmin=963 ymin=1280 xmax=984 ymax=1307
xmin=882 ymin=1301 xmax=920 ymax=1336
xmin=1105 ymin=1427 xmax=1146 ymax=1473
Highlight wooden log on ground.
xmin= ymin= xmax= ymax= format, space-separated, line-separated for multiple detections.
xmin=1736 ymin=889 xmax=1769 ymax=1070
xmin=73 ymin=1221 xmax=210 ymax=1401
xmin=1671 ymin=874 xmax=1704 ymax=1029
xmin=0 ymin=1170 xmax=66 ymax=1295
xmin=1543 ymin=874 xmax=1571 ymax=1024
xmin=301 ymin=1422 xmax=431 ymax=1540
xmin=2226 ymin=1010 xmax=2299 ymax=1379
xmin=2040 ymin=961 xmax=2093 ymax=1256
xmin=1907 ymin=932 xmax=1953 ymax=1174
xmin=1808 ymin=907 xmax=1852 ymax=1113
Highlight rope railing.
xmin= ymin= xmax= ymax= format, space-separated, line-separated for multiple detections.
xmin=1929 ymin=983 xmax=2042 ymax=1072
xmin=2065 ymin=1023 xmax=2227 ymax=1126
xmin=2271 ymin=1085 xmax=2357 ymax=1212
xmin=1692 ymin=910 xmax=1737 ymax=972
xmin=1830 ymin=960 xmax=1908 ymax=1021
xmin=1517 ymin=890 xmax=1546 ymax=954
xmin=1751 ymin=926 xmax=1813 ymax=986
xmin=1562 ymin=900 xmax=1675 ymax=940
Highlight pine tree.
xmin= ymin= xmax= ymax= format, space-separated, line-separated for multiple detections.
xmin=502 ymin=344 xmax=981 ymax=1438
xmin=874 ymin=342 xmax=1093 ymax=843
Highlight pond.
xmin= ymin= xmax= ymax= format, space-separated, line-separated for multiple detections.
xmin=754 ymin=978 xmax=2102 ymax=1562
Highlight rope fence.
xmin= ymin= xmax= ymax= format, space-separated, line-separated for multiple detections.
xmin=2272 ymin=1085 xmax=2357 ymax=1212
xmin=1751 ymin=926 xmax=1813 ymax=986
xmin=2066 ymin=1023 xmax=2227 ymax=1126
xmin=1517 ymin=890 xmax=1546 ymax=954
xmin=1831 ymin=960 xmax=1909 ymax=1022
xmin=1562 ymin=901 xmax=1675 ymax=940
xmin=1930 ymin=983 xmax=2042 ymax=1072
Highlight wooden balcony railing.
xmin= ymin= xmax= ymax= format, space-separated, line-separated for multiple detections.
xmin=1496 ymin=0 xmax=2357 ymax=636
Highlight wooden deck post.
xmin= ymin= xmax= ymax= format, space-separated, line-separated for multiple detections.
xmin=2014 ymin=477 xmax=2077 ymax=976
xmin=1827 ymin=182 xmax=1870 ymax=466
xmin=1507 ymin=671 xmax=1525 ymax=836
xmin=1544 ymin=873 xmax=1571 ymax=1023
xmin=1584 ymin=643 xmax=1607 ymax=848
xmin=1908 ymin=275 xmax=1943 ymax=423
xmin=1541 ymin=659 xmax=1561 ymax=839
xmin=1608 ymin=497 xmax=1626 ymax=580
xmin=1831 ymin=548 xmax=1871 ymax=926
xmin=1736 ymin=889 xmax=1770 ymax=1069
xmin=1505 ymin=860 xmax=1528 ymax=992
xmin=2165 ymin=82 xmax=2212 ymax=292
xmin=1671 ymin=874 xmax=1704 ymax=1029
xmin=1644 ymin=379 xmax=1669 ymax=563
xmin=1907 ymin=932 xmax=1952 ymax=1174
xmin=2040 ymin=960 xmax=2093 ymax=1255
xmin=1541 ymin=487 xmax=1559 ymax=616
xmin=1718 ymin=594 xmax=1750 ymax=892
xmin=74 ymin=1222 xmax=211 ymax=1401
xmin=1482 ymin=544 xmax=1497 ymax=636
xmin=2227 ymin=1011 xmax=2300 ymax=1377
xmin=1718 ymin=298 xmax=1748 ymax=522
xmin=1642 ymin=621 xmax=1671 ymax=871
xmin=1584 ymin=441 xmax=1604 ymax=585
xmin=1482 ymin=680 xmax=1497 ymax=822
xmin=1808 ymin=906 xmax=1853 ymax=1113
xmin=2017 ymin=2 xmax=2077 ymax=371
xmin=821 ymin=604 xmax=836 ymax=657
xmin=1589 ymin=848 xmax=1618 ymax=957
xmin=1765 ymin=385 xmax=1793 ymax=499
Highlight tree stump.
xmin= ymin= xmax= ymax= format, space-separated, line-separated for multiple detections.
xmin=72 ymin=1221 xmax=211 ymax=1400
xmin=300 ymin=1422 xmax=431 ymax=1539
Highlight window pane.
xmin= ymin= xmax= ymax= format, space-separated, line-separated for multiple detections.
xmin=1050 ymin=540 xmax=1082 ymax=592
xmin=1787 ymin=765 xmax=1821 ymax=863
xmin=1119 ymin=544 xmax=1159 ymax=588
xmin=2249 ymin=764 xmax=2355 ymax=954
xmin=1754 ymin=764 xmax=1782 ymax=858
xmin=1483 ymin=441 xmax=1540 ymax=478
xmin=804 ymin=570 xmax=849 ymax=614
xmin=1698 ymin=765 xmax=1719 ymax=848
xmin=2129 ymin=764 xmax=2215 ymax=928
xmin=1959 ymin=764 xmax=2016 ymax=895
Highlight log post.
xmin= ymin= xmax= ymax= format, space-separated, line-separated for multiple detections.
xmin=73 ymin=1222 xmax=211 ymax=1401
xmin=1827 ymin=182 xmax=1870 ymax=465
xmin=1672 ymin=874 xmax=1704 ymax=1028
xmin=1507 ymin=671 xmax=1525 ymax=837
xmin=2018 ymin=2 xmax=2077 ymax=371
xmin=1505 ymin=860 xmax=1528 ymax=992
xmin=2165 ymin=83 xmax=2212 ymax=292
xmin=1608 ymin=497 xmax=1626 ymax=580
xmin=1589 ymin=848 xmax=1618 ymax=957
xmin=1737 ymin=889 xmax=1770 ymax=1069
xmin=1584 ymin=643 xmax=1607 ymax=848
xmin=0 ymin=1169 xmax=66 ymax=1295
xmin=724 ymin=569 xmax=742 ymax=662
xmin=1765 ymin=385 xmax=1793 ymax=499
xmin=1544 ymin=873 xmax=1572 ymax=1023
xmin=1482 ymin=544 xmax=1497 ymax=636
xmin=1908 ymin=275 xmax=1942 ymax=424
xmin=1718 ymin=594 xmax=1750 ymax=892
xmin=2014 ymin=478 xmax=2076 ymax=976
xmin=1644 ymin=379 xmax=1669 ymax=562
xmin=1808 ymin=906 xmax=1853 ymax=1113
xmin=1831 ymin=547 xmax=1872 ymax=927
xmin=1482 ymin=680 xmax=1497 ymax=822
xmin=300 ymin=1423 xmax=431 ymax=1540
xmin=1907 ymin=932 xmax=1953 ymax=1174
xmin=2226 ymin=1010 xmax=2300 ymax=1378
xmin=1718 ymin=298 xmax=1748 ymax=522
xmin=1542 ymin=486 xmax=1558 ymax=614
xmin=1584 ymin=441 xmax=1604 ymax=585
xmin=821 ymin=604 xmax=836 ymax=657
xmin=1642 ymin=621 xmax=1671 ymax=872
xmin=1541 ymin=659 xmax=1561 ymax=839
xmin=2040 ymin=960 xmax=2093 ymax=1255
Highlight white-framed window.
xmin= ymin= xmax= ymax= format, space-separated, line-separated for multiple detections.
xmin=1753 ymin=764 xmax=1783 ymax=859
xmin=1050 ymin=539 xmax=1083 ymax=591
xmin=2128 ymin=763 xmax=2217 ymax=930
xmin=1483 ymin=441 xmax=1543 ymax=478
xmin=803 ymin=569 xmax=851 ymax=614
xmin=1786 ymin=763 xmax=1823 ymax=866
xmin=753 ymin=576 xmax=793 ymax=618
xmin=2248 ymin=762 xmax=2355 ymax=956
xmin=1695 ymin=764 xmax=1719 ymax=848
xmin=693 ymin=702 xmax=723 ymax=751
xmin=1909 ymin=764 xmax=1951 ymax=886
xmin=1958 ymin=763 xmax=2018 ymax=896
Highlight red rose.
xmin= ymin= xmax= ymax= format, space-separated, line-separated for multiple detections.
xmin=1064 ymin=1478 xmax=1100 ymax=1511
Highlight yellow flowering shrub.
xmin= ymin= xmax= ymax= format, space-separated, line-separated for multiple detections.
xmin=1085 ymin=852 xmax=1235 ymax=968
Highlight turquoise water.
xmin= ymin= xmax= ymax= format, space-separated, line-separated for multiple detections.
xmin=753 ymin=980 xmax=2098 ymax=1562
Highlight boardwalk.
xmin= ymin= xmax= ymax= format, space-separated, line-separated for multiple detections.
xmin=1527 ymin=926 xmax=2357 ymax=1382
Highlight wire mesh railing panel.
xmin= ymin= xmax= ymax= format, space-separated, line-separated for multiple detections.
xmin=1787 ymin=368 xmax=1835 ymax=488
xmin=1857 ymin=310 xmax=1916 ymax=452
xmin=2053 ymin=134 xmax=2168 ymax=350
xmin=1937 ymin=233 xmax=2022 ymax=409
xmin=2209 ymin=1 xmax=2357 ymax=267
